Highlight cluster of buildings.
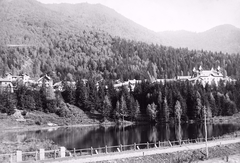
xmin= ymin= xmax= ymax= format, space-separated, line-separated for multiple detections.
xmin=0 ymin=73 xmax=53 ymax=93
xmin=0 ymin=66 xmax=235 ymax=93
xmin=114 ymin=66 xmax=236 ymax=91
xmin=113 ymin=79 xmax=141 ymax=91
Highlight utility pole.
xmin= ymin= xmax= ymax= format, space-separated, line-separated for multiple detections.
xmin=178 ymin=120 xmax=181 ymax=145
xmin=204 ymin=106 xmax=208 ymax=159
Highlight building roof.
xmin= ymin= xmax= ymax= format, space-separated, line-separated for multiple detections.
xmin=113 ymin=79 xmax=141 ymax=88
xmin=177 ymin=76 xmax=192 ymax=80
xmin=155 ymin=79 xmax=176 ymax=83
xmin=37 ymin=74 xmax=52 ymax=82
xmin=188 ymin=77 xmax=203 ymax=81
xmin=198 ymin=70 xmax=223 ymax=77
xmin=188 ymin=68 xmax=225 ymax=83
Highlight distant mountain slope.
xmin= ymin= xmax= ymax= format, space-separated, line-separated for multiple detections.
xmin=0 ymin=0 xmax=90 ymax=46
xmin=1 ymin=0 xmax=239 ymax=54
xmin=158 ymin=24 xmax=240 ymax=54
xmin=45 ymin=3 xmax=240 ymax=54
xmin=44 ymin=3 xmax=163 ymax=45
xmin=0 ymin=0 xmax=163 ymax=46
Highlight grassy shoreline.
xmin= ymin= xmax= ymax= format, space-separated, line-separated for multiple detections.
xmin=211 ymin=113 xmax=240 ymax=124
xmin=2 ymin=112 xmax=240 ymax=131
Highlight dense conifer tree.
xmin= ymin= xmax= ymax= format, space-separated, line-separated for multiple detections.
xmin=174 ymin=100 xmax=181 ymax=123
xmin=102 ymin=94 xmax=112 ymax=118
xmin=75 ymin=80 xmax=87 ymax=110
xmin=162 ymin=97 xmax=170 ymax=123
xmin=120 ymin=95 xmax=127 ymax=122
xmin=62 ymin=83 xmax=75 ymax=105
xmin=146 ymin=103 xmax=157 ymax=122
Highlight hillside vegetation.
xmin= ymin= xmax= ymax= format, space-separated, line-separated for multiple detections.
xmin=45 ymin=3 xmax=163 ymax=45
xmin=0 ymin=0 xmax=240 ymax=81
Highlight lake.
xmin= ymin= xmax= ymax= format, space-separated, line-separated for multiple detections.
xmin=8 ymin=123 xmax=240 ymax=150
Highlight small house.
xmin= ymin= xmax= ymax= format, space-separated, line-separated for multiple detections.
xmin=0 ymin=78 xmax=14 ymax=93
xmin=37 ymin=74 xmax=53 ymax=88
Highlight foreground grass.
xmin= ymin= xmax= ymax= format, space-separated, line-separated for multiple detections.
xmin=0 ymin=137 xmax=58 ymax=154
xmin=0 ymin=135 xmax=59 ymax=163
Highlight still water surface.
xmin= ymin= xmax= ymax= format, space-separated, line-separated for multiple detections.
xmin=18 ymin=123 xmax=240 ymax=150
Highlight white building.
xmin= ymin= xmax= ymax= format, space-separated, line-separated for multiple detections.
xmin=188 ymin=66 xmax=233 ymax=86
xmin=53 ymin=81 xmax=76 ymax=92
xmin=37 ymin=74 xmax=53 ymax=88
xmin=0 ymin=78 xmax=14 ymax=93
xmin=5 ymin=73 xmax=31 ymax=84
xmin=177 ymin=76 xmax=192 ymax=81
xmin=114 ymin=79 xmax=141 ymax=91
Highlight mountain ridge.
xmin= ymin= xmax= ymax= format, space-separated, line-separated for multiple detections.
xmin=45 ymin=2 xmax=240 ymax=54
xmin=44 ymin=2 xmax=163 ymax=45
xmin=158 ymin=24 xmax=240 ymax=54
xmin=1 ymin=0 xmax=240 ymax=54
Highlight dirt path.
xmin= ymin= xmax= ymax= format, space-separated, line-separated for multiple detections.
xmin=42 ymin=137 xmax=240 ymax=163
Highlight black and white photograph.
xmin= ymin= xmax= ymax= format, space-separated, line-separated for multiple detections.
xmin=1 ymin=0 xmax=240 ymax=162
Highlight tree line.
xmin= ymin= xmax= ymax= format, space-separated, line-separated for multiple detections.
xmin=1 ymin=79 xmax=239 ymax=124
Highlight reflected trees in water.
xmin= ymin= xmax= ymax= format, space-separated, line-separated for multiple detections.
xmin=7 ymin=123 xmax=240 ymax=150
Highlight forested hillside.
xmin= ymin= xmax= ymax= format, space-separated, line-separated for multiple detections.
xmin=1 ymin=0 xmax=240 ymax=81
xmin=45 ymin=3 xmax=163 ymax=45
xmin=0 ymin=1 xmax=238 ymax=81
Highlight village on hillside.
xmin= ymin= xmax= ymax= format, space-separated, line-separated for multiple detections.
xmin=0 ymin=66 xmax=236 ymax=93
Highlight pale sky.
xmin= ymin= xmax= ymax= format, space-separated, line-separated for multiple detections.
xmin=37 ymin=0 xmax=240 ymax=32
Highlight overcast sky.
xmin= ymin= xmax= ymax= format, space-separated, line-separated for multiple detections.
xmin=37 ymin=0 xmax=240 ymax=32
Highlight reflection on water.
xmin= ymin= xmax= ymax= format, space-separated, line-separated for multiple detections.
xmin=7 ymin=123 xmax=240 ymax=150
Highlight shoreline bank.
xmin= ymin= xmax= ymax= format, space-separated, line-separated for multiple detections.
xmin=1 ymin=115 xmax=240 ymax=133
xmin=1 ymin=120 xmax=136 ymax=133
